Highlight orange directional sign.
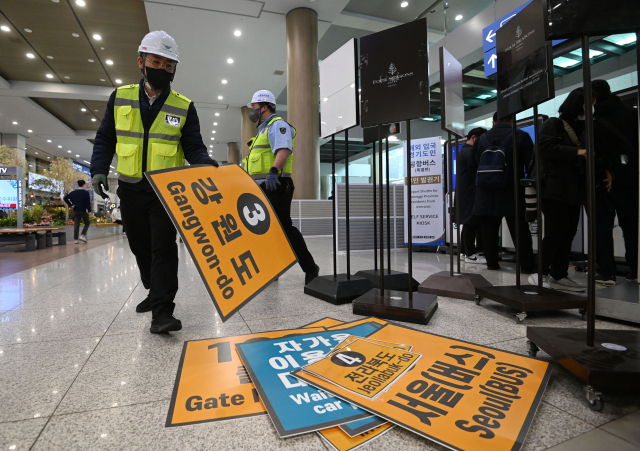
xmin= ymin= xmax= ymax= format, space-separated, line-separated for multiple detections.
xmin=318 ymin=423 xmax=395 ymax=451
xmin=293 ymin=323 xmax=551 ymax=451
xmin=147 ymin=164 xmax=297 ymax=321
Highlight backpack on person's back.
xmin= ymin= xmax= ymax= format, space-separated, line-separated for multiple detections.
xmin=475 ymin=134 xmax=513 ymax=189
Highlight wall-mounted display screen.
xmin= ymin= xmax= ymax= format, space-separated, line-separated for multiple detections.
xmin=319 ymin=39 xmax=359 ymax=138
xmin=360 ymin=19 xmax=430 ymax=128
xmin=0 ymin=180 xmax=19 ymax=209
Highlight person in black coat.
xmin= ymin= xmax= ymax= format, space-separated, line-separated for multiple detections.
xmin=470 ymin=113 xmax=534 ymax=271
xmin=455 ymin=127 xmax=487 ymax=263
xmin=592 ymin=79 xmax=639 ymax=284
xmin=530 ymin=88 xmax=591 ymax=291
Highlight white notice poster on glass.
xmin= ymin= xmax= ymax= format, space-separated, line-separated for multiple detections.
xmin=403 ymin=136 xmax=445 ymax=246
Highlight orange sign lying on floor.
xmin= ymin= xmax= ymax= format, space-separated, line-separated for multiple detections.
xmin=318 ymin=423 xmax=395 ymax=451
xmin=293 ymin=323 xmax=551 ymax=451
xmin=302 ymin=339 xmax=421 ymax=399
xmin=147 ymin=164 xmax=296 ymax=321
xmin=328 ymin=336 xmax=413 ymax=355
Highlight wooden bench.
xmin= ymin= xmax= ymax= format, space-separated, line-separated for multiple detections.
xmin=95 ymin=223 xmax=118 ymax=227
xmin=0 ymin=227 xmax=67 ymax=251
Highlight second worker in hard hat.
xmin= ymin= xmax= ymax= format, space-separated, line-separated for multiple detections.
xmin=244 ymin=90 xmax=320 ymax=284
xmin=91 ymin=31 xmax=219 ymax=334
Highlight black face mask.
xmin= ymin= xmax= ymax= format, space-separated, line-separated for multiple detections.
xmin=248 ymin=107 xmax=263 ymax=124
xmin=145 ymin=66 xmax=173 ymax=91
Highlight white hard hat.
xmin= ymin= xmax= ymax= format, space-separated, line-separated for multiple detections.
xmin=248 ymin=90 xmax=276 ymax=108
xmin=138 ymin=31 xmax=180 ymax=63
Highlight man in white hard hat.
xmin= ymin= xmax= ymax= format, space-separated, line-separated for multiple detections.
xmin=91 ymin=31 xmax=219 ymax=334
xmin=243 ymin=90 xmax=319 ymax=284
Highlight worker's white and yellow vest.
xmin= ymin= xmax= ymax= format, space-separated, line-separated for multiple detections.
xmin=114 ymin=84 xmax=190 ymax=182
xmin=243 ymin=116 xmax=295 ymax=179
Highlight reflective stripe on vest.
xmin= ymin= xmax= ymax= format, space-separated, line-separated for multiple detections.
xmin=114 ymin=84 xmax=190 ymax=182
xmin=245 ymin=116 xmax=295 ymax=176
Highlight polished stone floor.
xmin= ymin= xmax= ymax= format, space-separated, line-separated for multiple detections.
xmin=1 ymin=236 xmax=639 ymax=450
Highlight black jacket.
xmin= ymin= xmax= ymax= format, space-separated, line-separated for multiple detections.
xmin=63 ymin=189 xmax=92 ymax=213
xmin=538 ymin=117 xmax=586 ymax=206
xmin=453 ymin=142 xmax=478 ymax=225
xmin=470 ymin=123 xmax=533 ymax=217
xmin=594 ymin=92 xmax=639 ymax=192
xmin=91 ymin=79 xmax=212 ymax=192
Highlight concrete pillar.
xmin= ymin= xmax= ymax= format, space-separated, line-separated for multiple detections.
xmin=286 ymin=8 xmax=320 ymax=199
xmin=240 ymin=106 xmax=255 ymax=161
xmin=227 ymin=142 xmax=240 ymax=164
xmin=2 ymin=133 xmax=26 ymax=159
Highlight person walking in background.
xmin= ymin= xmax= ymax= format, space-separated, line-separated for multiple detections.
xmin=592 ymin=79 xmax=639 ymax=286
xmin=63 ymin=179 xmax=91 ymax=244
xmin=470 ymin=113 xmax=535 ymax=272
xmin=529 ymin=88 xmax=590 ymax=292
xmin=111 ymin=206 xmax=126 ymax=236
xmin=455 ymin=127 xmax=487 ymax=264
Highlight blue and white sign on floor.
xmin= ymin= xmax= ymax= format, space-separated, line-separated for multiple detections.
xmin=236 ymin=322 xmax=382 ymax=438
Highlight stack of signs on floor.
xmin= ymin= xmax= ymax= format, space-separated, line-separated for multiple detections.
xmin=293 ymin=323 xmax=552 ymax=451
xmin=166 ymin=317 xmax=395 ymax=450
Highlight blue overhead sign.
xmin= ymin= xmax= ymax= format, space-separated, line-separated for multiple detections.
xmin=484 ymin=49 xmax=498 ymax=77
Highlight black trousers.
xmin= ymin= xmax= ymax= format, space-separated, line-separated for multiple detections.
xmin=479 ymin=215 xmax=534 ymax=270
xmin=73 ymin=212 xmax=90 ymax=239
xmin=114 ymin=219 xmax=126 ymax=233
xmin=596 ymin=189 xmax=639 ymax=278
xmin=260 ymin=177 xmax=317 ymax=273
xmin=461 ymin=223 xmax=482 ymax=256
xmin=118 ymin=188 xmax=178 ymax=318
xmin=537 ymin=199 xmax=581 ymax=280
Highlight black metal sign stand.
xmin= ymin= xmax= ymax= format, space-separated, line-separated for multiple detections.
xmin=355 ymin=125 xmax=418 ymax=291
xmin=353 ymin=119 xmax=438 ymax=324
xmin=304 ymin=131 xmax=373 ymax=304
xmin=526 ymin=35 xmax=640 ymax=411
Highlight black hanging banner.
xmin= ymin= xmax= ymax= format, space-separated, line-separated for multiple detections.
xmin=496 ymin=0 xmax=554 ymax=119
xmin=360 ymin=19 xmax=430 ymax=128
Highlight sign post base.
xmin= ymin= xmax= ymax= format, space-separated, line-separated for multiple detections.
xmin=475 ymin=285 xmax=587 ymax=323
xmin=354 ymin=269 xmax=419 ymax=292
xmin=418 ymin=271 xmax=492 ymax=301
xmin=526 ymin=327 xmax=640 ymax=411
xmin=304 ymin=274 xmax=374 ymax=305
xmin=352 ymin=288 xmax=438 ymax=325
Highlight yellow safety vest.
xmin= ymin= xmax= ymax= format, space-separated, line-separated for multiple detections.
xmin=114 ymin=84 xmax=190 ymax=182
xmin=243 ymin=116 xmax=295 ymax=179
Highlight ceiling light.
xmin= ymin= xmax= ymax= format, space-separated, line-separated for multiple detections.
xmin=58 ymin=145 xmax=62 ymax=148
xmin=1 ymin=26 xmax=10 ymax=32
xmin=213 ymin=131 xmax=217 ymax=133
xmin=234 ymin=30 xmax=241 ymax=37
xmin=211 ymin=137 xmax=214 ymax=140
xmin=88 ymin=59 xmax=94 ymax=63
xmin=47 ymin=140 xmax=51 ymax=143
xmin=401 ymin=1 xmax=408 ymax=7
xmin=322 ymin=97 xmax=328 ymax=102
xmin=100 ymin=79 xmax=105 ymax=81
xmin=455 ymin=14 xmax=463 ymax=20
xmin=227 ymin=58 xmax=233 ymax=64
xmin=106 ymin=59 xmax=113 ymax=65
xmin=221 ymin=79 xmax=227 ymax=84
xmin=93 ymin=34 xmax=101 ymax=40
xmin=217 ymin=95 xmax=223 ymax=100
xmin=47 ymin=55 xmax=54 ymax=59
xmin=115 ymin=79 xmax=122 ymax=84
xmin=26 ymin=53 xmax=35 ymax=58
xmin=76 ymin=155 xmax=79 ymax=157
xmin=81 ymin=108 xmax=86 ymax=112
xmin=72 ymin=33 xmax=79 ymax=37
xmin=213 ymin=122 xmax=218 ymax=125
xmin=25 ymin=29 xmax=32 ymax=33
xmin=209 ymin=145 xmax=213 ymax=148
xmin=28 ymin=129 xmax=33 ymax=133
xmin=91 ymin=118 xmax=97 ymax=122
xmin=46 ymin=74 xmax=54 ymax=78
xmin=67 ymin=150 xmax=71 ymax=153
xmin=36 ymin=151 xmax=39 ymax=154
xmin=76 ymin=0 xmax=85 ymax=6
xmin=47 ymin=157 xmax=50 ymax=159
xmin=215 ymin=113 xmax=220 ymax=116
xmin=12 ymin=121 xmax=17 ymax=125
xmin=64 ymin=76 xmax=70 ymax=79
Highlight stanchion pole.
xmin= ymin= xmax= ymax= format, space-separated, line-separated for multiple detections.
xmin=379 ymin=125 xmax=385 ymax=291
xmin=448 ymin=132 xmax=454 ymax=277
xmin=386 ymin=136 xmax=391 ymax=274
xmin=512 ymin=119 xmax=521 ymax=289
xmin=407 ymin=119 xmax=413 ymax=299
xmin=582 ymin=36 xmax=596 ymax=347
xmin=533 ymin=106 xmax=543 ymax=290
xmin=455 ymin=135 xmax=461 ymax=274
xmin=372 ymin=141 xmax=378 ymax=272
xmin=345 ymin=129 xmax=351 ymax=279
xmin=332 ymin=134 xmax=337 ymax=277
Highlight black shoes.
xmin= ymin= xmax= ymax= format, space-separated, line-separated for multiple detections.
xmin=596 ymin=274 xmax=616 ymax=286
xmin=136 ymin=296 xmax=152 ymax=313
xmin=150 ymin=314 xmax=182 ymax=333
xmin=305 ymin=265 xmax=320 ymax=285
